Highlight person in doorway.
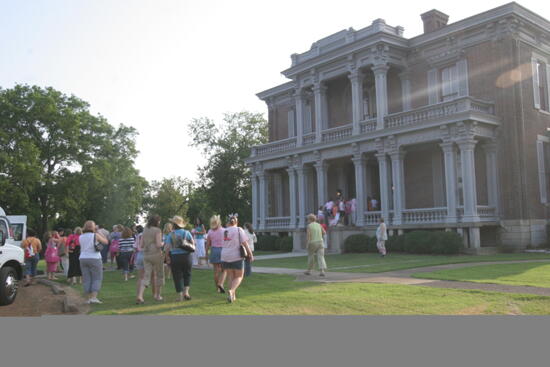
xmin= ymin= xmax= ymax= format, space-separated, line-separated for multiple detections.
xmin=367 ymin=196 xmax=373 ymax=211
xmin=206 ymin=215 xmax=226 ymax=293
xmin=304 ymin=214 xmax=327 ymax=276
xmin=21 ymin=229 xmax=42 ymax=287
xmin=376 ymin=218 xmax=388 ymax=257
xmin=371 ymin=197 xmax=379 ymax=211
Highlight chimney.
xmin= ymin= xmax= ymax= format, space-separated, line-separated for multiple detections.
xmin=421 ymin=9 xmax=449 ymax=33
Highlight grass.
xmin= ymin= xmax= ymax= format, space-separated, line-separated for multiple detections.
xmin=252 ymin=253 xmax=550 ymax=273
xmin=66 ymin=268 xmax=550 ymax=315
xmin=412 ymin=262 xmax=550 ymax=288
xmin=253 ymin=251 xmax=289 ymax=256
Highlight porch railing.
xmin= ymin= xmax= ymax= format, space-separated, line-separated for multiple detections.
xmin=402 ymin=207 xmax=447 ymax=224
xmin=265 ymin=217 xmax=292 ymax=229
xmin=476 ymin=206 xmax=497 ymax=220
xmin=360 ymin=118 xmax=377 ymax=133
xmin=303 ymin=133 xmax=316 ymax=145
xmin=364 ymin=211 xmax=382 ymax=225
xmin=322 ymin=124 xmax=353 ymax=143
xmin=252 ymin=137 xmax=297 ymax=156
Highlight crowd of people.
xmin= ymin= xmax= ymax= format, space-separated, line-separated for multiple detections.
xmin=316 ymin=189 xmax=380 ymax=228
xmin=18 ymin=203 xmax=389 ymax=307
xmin=19 ymin=213 xmax=257 ymax=305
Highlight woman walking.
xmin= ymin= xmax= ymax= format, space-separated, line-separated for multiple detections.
xmin=243 ymin=223 xmax=257 ymax=277
xmin=58 ymin=228 xmax=70 ymax=277
xmin=164 ymin=216 xmax=194 ymax=301
xmin=192 ymin=218 xmax=207 ymax=266
xmin=162 ymin=223 xmax=173 ymax=280
xmin=21 ymin=229 xmax=41 ymax=287
xmin=67 ymin=227 xmax=82 ymax=285
xmin=79 ymin=220 xmax=109 ymax=304
xmin=221 ymin=215 xmax=254 ymax=303
xmin=304 ymin=214 xmax=327 ymax=277
xmin=376 ymin=218 xmax=388 ymax=257
xmin=118 ymin=227 xmax=135 ymax=281
xmin=109 ymin=224 xmax=123 ymax=270
xmin=136 ymin=215 xmax=165 ymax=303
xmin=205 ymin=215 xmax=226 ymax=293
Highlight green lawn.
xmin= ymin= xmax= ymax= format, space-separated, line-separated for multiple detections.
xmin=64 ymin=268 xmax=550 ymax=315
xmin=412 ymin=262 xmax=550 ymax=288
xmin=253 ymin=253 xmax=550 ymax=273
xmin=253 ymin=251 xmax=290 ymax=256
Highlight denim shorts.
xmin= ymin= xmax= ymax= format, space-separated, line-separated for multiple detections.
xmin=25 ymin=254 xmax=39 ymax=276
xmin=222 ymin=259 xmax=244 ymax=270
xmin=209 ymin=246 xmax=222 ymax=264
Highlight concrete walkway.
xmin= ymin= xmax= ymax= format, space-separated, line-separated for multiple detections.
xmin=252 ymin=259 xmax=550 ymax=297
xmin=254 ymin=252 xmax=307 ymax=260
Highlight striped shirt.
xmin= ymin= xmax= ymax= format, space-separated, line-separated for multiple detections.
xmin=118 ymin=237 xmax=135 ymax=252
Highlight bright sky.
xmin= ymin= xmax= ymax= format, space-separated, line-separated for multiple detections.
xmin=1 ymin=0 xmax=549 ymax=183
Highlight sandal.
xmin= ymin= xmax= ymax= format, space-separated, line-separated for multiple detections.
xmin=135 ymin=299 xmax=145 ymax=304
xmin=183 ymin=294 xmax=191 ymax=301
xmin=217 ymin=285 xmax=226 ymax=294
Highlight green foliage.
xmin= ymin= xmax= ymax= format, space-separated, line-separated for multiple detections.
xmin=276 ymin=236 xmax=293 ymax=252
xmin=188 ymin=111 xmax=268 ymax=224
xmin=344 ymin=234 xmax=377 ymax=253
xmin=144 ymin=177 xmax=192 ymax=226
xmin=0 ymin=85 xmax=147 ymax=233
xmin=256 ymin=235 xmax=280 ymax=251
xmin=343 ymin=231 xmax=462 ymax=255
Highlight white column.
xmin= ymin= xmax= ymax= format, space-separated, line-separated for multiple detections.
xmin=458 ymin=139 xmax=479 ymax=222
xmin=294 ymin=90 xmax=304 ymax=146
xmin=483 ymin=141 xmax=499 ymax=212
xmin=273 ymin=172 xmax=284 ymax=217
xmin=349 ymin=70 xmax=364 ymax=135
xmin=352 ymin=155 xmax=366 ymax=227
xmin=440 ymin=142 xmax=458 ymax=223
xmin=286 ymin=167 xmax=297 ymax=229
xmin=258 ymin=172 xmax=267 ymax=230
xmin=313 ymin=82 xmax=327 ymax=143
xmin=251 ymin=173 xmax=259 ymax=229
xmin=296 ymin=166 xmax=308 ymax=228
xmin=376 ymin=152 xmax=390 ymax=222
xmin=390 ymin=150 xmax=405 ymax=225
xmin=314 ymin=160 xmax=328 ymax=207
xmin=398 ymin=71 xmax=412 ymax=111
xmin=373 ymin=64 xmax=389 ymax=130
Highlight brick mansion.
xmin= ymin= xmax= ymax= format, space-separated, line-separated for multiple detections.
xmin=246 ymin=2 xmax=550 ymax=253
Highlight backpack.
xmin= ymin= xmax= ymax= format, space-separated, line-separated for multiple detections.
xmin=110 ymin=239 xmax=120 ymax=255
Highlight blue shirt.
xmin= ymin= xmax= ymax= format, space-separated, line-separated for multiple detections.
xmin=164 ymin=229 xmax=193 ymax=254
xmin=194 ymin=225 xmax=205 ymax=239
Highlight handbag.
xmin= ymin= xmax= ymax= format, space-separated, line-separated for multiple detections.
xmin=238 ymin=229 xmax=250 ymax=259
xmin=171 ymin=231 xmax=195 ymax=253
xmin=93 ymin=234 xmax=104 ymax=252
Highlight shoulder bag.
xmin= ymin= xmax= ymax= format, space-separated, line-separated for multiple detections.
xmin=171 ymin=231 xmax=195 ymax=253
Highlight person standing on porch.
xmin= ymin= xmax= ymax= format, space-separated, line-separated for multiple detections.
xmin=304 ymin=214 xmax=327 ymax=277
xmin=371 ymin=197 xmax=379 ymax=211
xmin=376 ymin=218 xmax=388 ymax=257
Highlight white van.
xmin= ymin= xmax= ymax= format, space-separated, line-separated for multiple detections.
xmin=0 ymin=207 xmax=25 ymax=305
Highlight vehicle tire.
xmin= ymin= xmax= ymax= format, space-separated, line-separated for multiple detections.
xmin=0 ymin=266 xmax=19 ymax=306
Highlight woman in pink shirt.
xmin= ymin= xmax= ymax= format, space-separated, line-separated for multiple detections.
xmin=220 ymin=215 xmax=254 ymax=303
xmin=206 ymin=215 xmax=226 ymax=294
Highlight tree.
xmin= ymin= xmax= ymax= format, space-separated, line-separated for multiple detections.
xmin=188 ymin=111 xmax=268 ymax=224
xmin=0 ymin=85 xmax=147 ymax=235
xmin=144 ymin=177 xmax=193 ymax=226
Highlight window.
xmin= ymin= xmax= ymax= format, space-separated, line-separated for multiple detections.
xmin=537 ymin=135 xmax=550 ymax=204
xmin=287 ymin=108 xmax=296 ymax=138
xmin=440 ymin=64 xmax=458 ymax=102
xmin=532 ymin=56 xmax=550 ymax=112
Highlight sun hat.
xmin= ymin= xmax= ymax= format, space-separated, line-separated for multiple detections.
xmin=169 ymin=215 xmax=186 ymax=228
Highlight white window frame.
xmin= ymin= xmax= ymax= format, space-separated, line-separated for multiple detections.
xmin=428 ymin=58 xmax=469 ymax=105
xmin=287 ymin=108 xmax=296 ymax=137
xmin=537 ymin=134 xmax=550 ymax=204
xmin=440 ymin=64 xmax=459 ymax=102
xmin=532 ymin=53 xmax=550 ymax=112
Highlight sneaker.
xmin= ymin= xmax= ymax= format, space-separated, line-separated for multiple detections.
xmin=89 ymin=298 xmax=103 ymax=304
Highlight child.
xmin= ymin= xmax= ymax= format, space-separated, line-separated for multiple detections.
xmin=45 ymin=231 xmax=60 ymax=280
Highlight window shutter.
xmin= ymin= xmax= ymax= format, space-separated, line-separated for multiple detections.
xmin=537 ymin=140 xmax=547 ymax=204
xmin=456 ymin=59 xmax=469 ymax=97
xmin=533 ymin=59 xmax=541 ymax=109
xmin=441 ymin=67 xmax=452 ymax=98
xmin=304 ymin=101 xmax=312 ymax=133
xmin=546 ymin=63 xmax=550 ymax=111
xmin=287 ymin=109 xmax=296 ymax=137
xmin=428 ymin=68 xmax=438 ymax=104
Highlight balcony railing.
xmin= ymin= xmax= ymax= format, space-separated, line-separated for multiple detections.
xmin=402 ymin=207 xmax=447 ymax=224
xmin=384 ymin=97 xmax=495 ymax=129
xmin=252 ymin=137 xmax=296 ymax=156
xmin=303 ymin=133 xmax=316 ymax=145
xmin=477 ymin=205 xmax=497 ymax=220
xmin=364 ymin=211 xmax=382 ymax=225
xmin=322 ymin=125 xmax=352 ymax=143
xmin=360 ymin=118 xmax=377 ymax=133
xmin=265 ymin=217 xmax=292 ymax=229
